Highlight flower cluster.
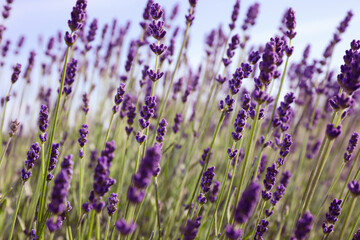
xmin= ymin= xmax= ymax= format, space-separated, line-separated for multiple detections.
xmin=78 ymin=124 xmax=89 ymax=157
xmin=46 ymin=154 xmax=74 ymax=232
xmin=113 ymin=83 xmax=126 ymax=113
xmin=21 ymin=143 xmax=41 ymax=182
xmin=63 ymin=58 xmax=78 ymax=96
xmin=65 ymin=0 xmax=87 ymax=46
xmin=234 ymin=181 xmax=260 ymax=224
xmin=322 ymin=198 xmax=342 ymax=234
xmin=47 ymin=143 xmax=60 ymax=181
xmin=343 ymin=132 xmax=359 ymax=162
xmin=172 ymin=113 xmax=183 ymax=134
xmin=127 ymin=145 xmax=162 ymax=204
xmin=156 ymin=118 xmax=167 ymax=145
xmin=106 ymin=193 xmax=119 ymax=216
xmin=272 ymin=92 xmax=295 ymax=132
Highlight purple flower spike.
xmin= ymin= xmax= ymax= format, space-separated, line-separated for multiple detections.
xmin=254 ymin=219 xmax=269 ymax=240
xmin=67 ymin=0 xmax=87 ymax=32
xmin=107 ymin=193 xmax=119 ymax=216
xmin=348 ymin=180 xmax=360 ymax=196
xmin=293 ymin=212 xmax=314 ymax=240
xmin=156 ymin=118 xmax=168 ymax=144
xmin=78 ymin=124 xmax=89 ymax=148
xmin=225 ymin=224 xmax=243 ymax=239
xmin=183 ymin=216 xmax=201 ymax=240
xmin=115 ymin=219 xmax=137 ymax=236
xmin=9 ymin=119 xmax=20 ymax=137
xmin=326 ymin=124 xmax=342 ymax=139
xmin=242 ymin=3 xmax=260 ymax=31
xmin=38 ymin=105 xmax=49 ymax=136
xmin=172 ymin=113 xmax=183 ymax=133
xmin=285 ymin=8 xmax=296 ymax=39
xmin=229 ymin=0 xmax=240 ymax=30
xmin=11 ymin=63 xmax=21 ymax=83
xmin=270 ymin=184 xmax=286 ymax=206
xmin=234 ymin=181 xmax=260 ymax=224
xmin=344 ymin=132 xmax=359 ymax=162
xmin=21 ymin=143 xmax=41 ymax=182
xmin=201 ymin=166 xmax=215 ymax=193
xmin=353 ymin=229 xmax=360 ymax=240
xmin=209 ymin=181 xmax=220 ymax=203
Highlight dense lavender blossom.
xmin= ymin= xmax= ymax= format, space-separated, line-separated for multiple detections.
xmin=65 ymin=0 xmax=87 ymax=45
xmin=128 ymin=145 xmax=162 ymax=204
xmin=38 ymin=104 xmax=49 ymax=142
xmin=280 ymin=170 xmax=292 ymax=187
xmin=232 ymin=109 xmax=247 ymax=141
xmin=21 ymin=143 xmax=41 ymax=182
xmin=293 ymin=212 xmax=314 ymax=240
xmin=63 ymin=58 xmax=78 ymax=96
xmin=172 ymin=113 xmax=183 ymax=133
xmin=272 ymin=92 xmax=295 ymax=132
xmin=156 ymin=118 xmax=167 ymax=144
xmin=254 ymin=219 xmax=269 ymax=240
xmin=82 ymin=93 xmax=89 ymax=115
xmin=201 ymin=166 xmax=215 ymax=193
xmin=284 ymin=8 xmax=296 ymax=39
xmin=46 ymin=154 xmax=73 ymax=232
xmin=222 ymin=34 xmax=240 ymax=67
xmin=115 ymin=219 xmax=137 ymax=236
xmin=208 ymin=181 xmax=220 ymax=202
xmin=106 ymin=193 xmax=119 ymax=216
xmin=354 ymin=229 xmax=360 ymax=240
xmin=23 ymin=51 xmax=36 ymax=83
xmin=11 ymin=63 xmax=21 ymax=83
xmin=344 ymin=132 xmax=359 ymax=162
xmin=228 ymin=0 xmax=240 ymax=30
xmin=337 ymin=40 xmax=360 ymax=95
xmin=183 ymin=216 xmax=201 ymax=240
xmin=326 ymin=124 xmax=342 ymax=139
xmin=225 ymin=224 xmax=243 ymax=239
xmin=322 ymin=198 xmax=342 ymax=234
xmin=242 ymin=3 xmax=260 ymax=31
xmin=47 ymin=143 xmax=60 ymax=181
xmin=113 ymin=83 xmax=126 ymax=113
xmin=234 ymin=181 xmax=260 ymax=224
xmin=348 ymin=180 xmax=360 ymax=196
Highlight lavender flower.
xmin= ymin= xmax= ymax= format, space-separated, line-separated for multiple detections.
xmin=46 ymin=154 xmax=74 ymax=232
xmin=337 ymin=40 xmax=360 ymax=95
xmin=128 ymin=145 xmax=162 ymax=204
xmin=208 ymin=181 xmax=220 ymax=203
xmin=38 ymin=105 xmax=49 ymax=142
xmin=201 ymin=166 xmax=215 ymax=193
xmin=63 ymin=58 xmax=78 ymax=96
xmin=156 ymin=118 xmax=167 ymax=144
xmin=270 ymin=184 xmax=286 ymax=205
xmin=225 ymin=224 xmax=243 ymax=240
xmin=272 ymin=92 xmax=295 ymax=132
xmin=47 ymin=143 xmax=60 ymax=181
xmin=183 ymin=216 xmax=201 ymax=240
xmin=82 ymin=93 xmax=89 ymax=115
xmin=234 ymin=181 xmax=260 ymax=224
xmin=353 ymin=229 xmax=360 ymax=240
xmin=172 ymin=113 xmax=183 ymax=133
xmin=326 ymin=124 xmax=342 ymax=139
xmin=11 ymin=63 xmax=21 ymax=83
xmin=228 ymin=0 xmax=240 ymax=30
xmin=65 ymin=0 xmax=87 ymax=46
xmin=280 ymin=170 xmax=292 ymax=187
xmin=9 ymin=119 xmax=20 ymax=137
xmin=322 ymin=198 xmax=342 ymax=234
xmin=344 ymin=132 xmax=359 ymax=162
xmin=242 ymin=3 xmax=260 ymax=31
xmin=348 ymin=180 xmax=360 ymax=196
xmin=107 ymin=193 xmax=119 ymax=216
xmin=113 ymin=83 xmax=126 ymax=113
xmin=293 ymin=212 xmax=314 ymax=240
xmin=222 ymin=34 xmax=240 ymax=67
xmin=115 ymin=219 xmax=137 ymax=236
xmin=284 ymin=8 xmax=296 ymax=39
xmin=21 ymin=143 xmax=41 ymax=182
xmin=254 ymin=219 xmax=269 ymax=240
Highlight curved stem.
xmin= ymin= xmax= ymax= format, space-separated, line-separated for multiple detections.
xmin=154 ymin=177 xmax=162 ymax=240
xmin=339 ymin=196 xmax=357 ymax=239
xmin=9 ymin=183 xmax=24 ymax=240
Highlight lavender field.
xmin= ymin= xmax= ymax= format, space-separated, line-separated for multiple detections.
xmin=1 ymin=0 xmax=360 ymax=239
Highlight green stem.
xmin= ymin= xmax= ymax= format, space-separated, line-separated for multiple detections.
xmin=316 ymin=161 xmax=346 ymax=217
xmin=37 ymin=45 xmax=71 ymax=232
xmin=9 ymin=183 xmax=24 ymax=240
xmin=0 ymin=83 xmax=13 ymax=154
xmin=250 ymin=199 xmax=266 ymax=240
xmin=339 ymin=146 xmax=360 ymax=200
xmin=0 ymin=137 xmax=11 ymax=169
xmin=347 ymin=205 xmax=360 ymax=240
xmin=339 ymin=196 xmax=357 ymax=239
xmin=231 ymin=103 xmax=261 ymax=224
xmin=104 ymin=113 xmax=115 ymax=147
xmin=87 ymin=210 xmax=96 ymax=240
xmin=205 ymin=148 xmax=233 ymax=240
xmin=96 ymin=213 xmax=101 ymax=240
xmin=105 ymin=216 xmax=112 ymax=240
xmin=154 ymin=177 xmax=162 ymax=240
xmin=150 ymin=8 xmax=192 ymax=145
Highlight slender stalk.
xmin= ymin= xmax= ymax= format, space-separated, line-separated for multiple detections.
xmin=339 ymin=196 xmax=357 ymax=239
xmin=339 ymin=146 xmax=360 ymax=200
xmin=0 ymin=83 xmax=13 ymax=154
xmin=205 ymin=147 xmax=233 ymax=240
xmin=150 ymin=7 xmax=193 ymax=145
xmin=105 ymin=216 xmax=112 ymax=240
xmin=347 ymin=207 xmax=360 ymax=240
xmin=9 ymin=183 xmax=24 ymax=240
xmin=96 ymin=213 xmax=101 ymax=240
xmin=0 ymin=136 xmax=11 ymax=168
xmin=154 ymin=177 xmax=162 ymax=240
xmin=250 ymin=199 xmax=266 ymax=240
xmin=316 ymin=161 xmax=346 ymax=217
xmin=184 ymin=111 xmax=226 ymax=222
xmin=104 ymin=113 xmax=115 ymax=147
xmin=37 ymin=45 xmax=71 ymax=231
xmin=86 ymin=210 xmax=96 ymax=240
xmin=218 ymin=139 xmax=243 ymax=231
xmin=231 ymin=103 xmax=261 ymax=224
